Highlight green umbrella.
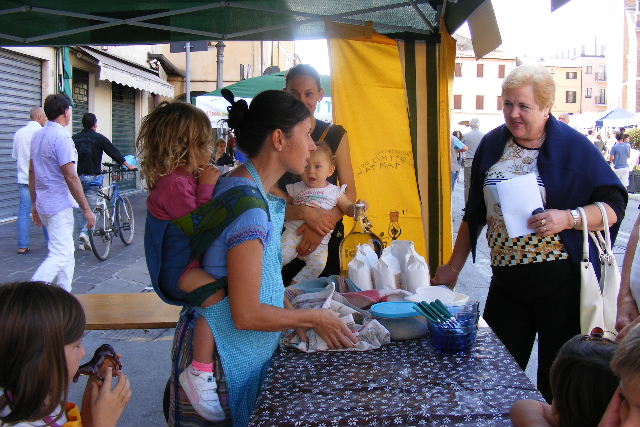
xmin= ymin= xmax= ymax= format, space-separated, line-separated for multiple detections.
xmin=203 ymin=72 xmax=331 ymax=98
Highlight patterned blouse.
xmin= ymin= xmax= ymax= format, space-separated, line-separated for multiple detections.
xmin=483 ymin=138 xmax=568 ymax=267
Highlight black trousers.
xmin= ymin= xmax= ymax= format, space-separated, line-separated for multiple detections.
xmin=281 ymin=220 xmax=344 ymax=286
xmin=483 ymin=259 xmax=580 ymax=403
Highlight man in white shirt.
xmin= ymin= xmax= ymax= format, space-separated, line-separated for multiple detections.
xmin=30 ymin=94 xmax=95 ymax=292
xmin=462 ymin=118 xmax=485 ymax=204
xmin=11 ymin=107 xmax=47 ymax=254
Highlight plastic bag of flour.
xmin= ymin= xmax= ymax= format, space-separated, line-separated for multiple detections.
xmin=348 ymin=250 xmax=374 ymax=291
xmin=404 ymin=251 xmax=430 ymax=293
xmin=372 ymin=251 xmax=402 ymax=291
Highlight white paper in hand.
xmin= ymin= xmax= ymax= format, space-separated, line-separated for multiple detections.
xmin=495 ymin=173 xmax=543 ymax=238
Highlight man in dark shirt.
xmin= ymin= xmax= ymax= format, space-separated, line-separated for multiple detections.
xmin=72 ymin=113 xmax=135 ymax=250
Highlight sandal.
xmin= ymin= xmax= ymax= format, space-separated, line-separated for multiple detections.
xmin=17 ymin=248 xmax=30 ymax=254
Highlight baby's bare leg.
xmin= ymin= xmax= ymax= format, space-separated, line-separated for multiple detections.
xmin=179 ymin=268 xmax=226 ymax=364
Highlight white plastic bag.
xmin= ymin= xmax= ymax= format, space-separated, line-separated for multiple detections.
xmin=388 ymin=241 xmax=414 ymax=286
xmin=404 ymin=252 xmax=430 ymax=293
xmin=372 ymin=251 xmax=402 ymax=291
xmin=348 ymin=250 xmax=374 ymax=291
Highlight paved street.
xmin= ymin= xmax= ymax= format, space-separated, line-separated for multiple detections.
xmin=2 ymin=182 xmax=638 ymax=426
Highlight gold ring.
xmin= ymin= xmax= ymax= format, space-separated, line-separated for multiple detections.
xmin=542 ymin=226 xmax=547 ymax=232
xmin=540 ymin=218 xmax=546 ymax=226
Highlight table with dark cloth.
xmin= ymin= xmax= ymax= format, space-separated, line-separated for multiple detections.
xmin=249 ymin=327 xmax=543 ymax=427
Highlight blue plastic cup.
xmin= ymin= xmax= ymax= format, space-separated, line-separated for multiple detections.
xmin=427 ymin=301 xmax=480 ymax=353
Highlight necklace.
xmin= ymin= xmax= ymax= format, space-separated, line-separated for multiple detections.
xmin=514 ymin=131 xmax=546 ymax=149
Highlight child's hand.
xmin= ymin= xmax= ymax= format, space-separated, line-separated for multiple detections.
xmin=89 ymin=367 xmax=131 ymax=427
xmin=199 ymin=164 xmax=221 ymax=186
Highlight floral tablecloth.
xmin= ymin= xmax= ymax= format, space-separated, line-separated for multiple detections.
xmin=249 ymin=327 xmax=543 ymax=426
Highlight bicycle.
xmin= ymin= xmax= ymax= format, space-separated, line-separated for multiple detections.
xmin=87 ymin=163 xmax=137 ymax=261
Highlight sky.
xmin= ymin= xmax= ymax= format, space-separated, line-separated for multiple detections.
xmin=295 ymin=0 xmax=618 ymax=72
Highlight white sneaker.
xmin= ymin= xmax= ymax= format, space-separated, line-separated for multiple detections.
xmin=179 ymin=365 xmax=225 ymax=421
xmin=78 ymin=233 xmax=91 ymax=251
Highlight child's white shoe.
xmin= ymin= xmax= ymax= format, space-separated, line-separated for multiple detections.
xmin=179 ymin=364 xmax=225 ymax=421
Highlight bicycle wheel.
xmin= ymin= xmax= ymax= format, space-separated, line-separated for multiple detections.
xmin=116 ymin=196 xmax=135 ymax=245
xmin=89 ymin=205 xmax=112 ymax=261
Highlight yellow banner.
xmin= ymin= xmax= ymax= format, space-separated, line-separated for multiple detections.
xmin=327 ymin=22 xmax=426 ymax=257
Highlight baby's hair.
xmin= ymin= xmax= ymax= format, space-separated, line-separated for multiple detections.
xmin=223 ymin=89 xmax=310 ymax=158
xmin=611 ymin=323 xmax=640 ymax=388
xmin=311 ymin=143 xmax=335 ymax=166
xmin=0 ymin=282 xmax=86 ymax=424
xmin=136 ymin=101 xmax=213 ymax=189
xmin=550 ymin=331 xmax=618 ymax=427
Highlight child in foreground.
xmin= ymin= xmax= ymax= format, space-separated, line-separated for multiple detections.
xmin=280 ymin=144 xmax=360 ymax=284
xmin=599 ymin=323 xmax=640 ymax=426
xmin=138 ymin=101 xmax=225 ymax=421
xmin=0 ymin=282 xmax=131 ymax=427
xmin=510 ymin=327 xmax=618 ymax=427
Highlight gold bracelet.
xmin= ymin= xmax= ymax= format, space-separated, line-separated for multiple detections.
xmin=448 ymin=264 xmax=460 ymax=273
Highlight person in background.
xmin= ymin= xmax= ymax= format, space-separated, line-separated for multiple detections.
xmin=451 ymin=131 xmax=467 ymax=192
xmin=432 ymin=64 xmax=627 ymax=401
xmin=558 ymin=112 xmax=570 ymax=125
xmin=463 ymin=118 xmax=485 ymax=203
xmin=0 ymin=282 xmax=131 ymax=427
xmin=510 ymin=327 xmax=618 ymax=427
xmin=72 ymin=113 xmax=135 ymax=250
xmin=30 ymin=94 xmax=96 ymax=292
xmin=599 ymin=324 xmax=640 ymax=426
xmin=610 ymin=132 xmax=631 ymax=188
xmin=213 ymin=138 xmax=234 ymax=167
xmin=595 ymin=134 xmax=606 ymax=154
xmin=12 ymin=107 xmax=48 ymax=254
xmin=277 ymin=64 xmax=359 ymax=283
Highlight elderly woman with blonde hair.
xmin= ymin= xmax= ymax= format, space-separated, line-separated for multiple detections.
xmin=432 ymin=64 xmax=627 ymax=401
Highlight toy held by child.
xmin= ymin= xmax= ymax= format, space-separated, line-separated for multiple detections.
xmin=0 ymin=282 xmax=131 ymax=427
xmin=138 ymin=101 xmax=225 ymax=422
xmin=510 ymin=327 xmax=618 ymax=427
xmin=281 ymin=144 xmax=360 ymax=284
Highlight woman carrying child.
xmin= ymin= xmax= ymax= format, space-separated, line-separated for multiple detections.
xmin=144 ymin=92 xmax=357 ymax=426
xmin=277 ymin=64 xmax=358 ymax=283
xmin=281 ymin=143 xmax=360 ymax=284
xmin=0 ymin=282 xmax=131 ymax=427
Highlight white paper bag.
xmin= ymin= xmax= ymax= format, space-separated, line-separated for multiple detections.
xmin=348 ymin=251 xmax=374 ymax=291
xmin=372 ymin=251 xmax=402 ymax=291
xmin=404 ymin=252 xmax=430 ymax=293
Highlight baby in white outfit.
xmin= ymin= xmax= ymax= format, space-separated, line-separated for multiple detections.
xmin=281 ymin=144 xmax=357 ymax=284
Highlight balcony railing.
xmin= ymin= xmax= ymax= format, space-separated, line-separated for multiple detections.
xmin=595 ymin=72 xmax=607 ymax=81
xmin=595 ymin=96 xmax=607 ymax=105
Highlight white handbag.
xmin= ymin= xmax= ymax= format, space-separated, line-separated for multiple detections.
xmin=577 ymin=202 xmax=620 ymax=339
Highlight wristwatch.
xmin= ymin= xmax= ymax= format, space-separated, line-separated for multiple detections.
xmin=570 ymin=209 xmax=579 ymax=229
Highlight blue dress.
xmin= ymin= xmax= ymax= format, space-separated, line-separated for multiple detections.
xmin=199 ymin=162 xmax=286 ymax=426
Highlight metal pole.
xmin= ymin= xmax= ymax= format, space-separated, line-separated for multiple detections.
xmin=216 ymin=41 xmax=226 ymax=89
xmin=185 ymin=41 xmax=191 ymax=103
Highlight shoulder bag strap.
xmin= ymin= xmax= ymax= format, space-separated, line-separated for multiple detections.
xmin=577 ymin=206 xmax=590 ymax=262
xmin=317 ymin=124 xmax=332 ymax=143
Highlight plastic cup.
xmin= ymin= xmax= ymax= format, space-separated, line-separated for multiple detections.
xmin=427 ymin=301 xmax=479 ymax=353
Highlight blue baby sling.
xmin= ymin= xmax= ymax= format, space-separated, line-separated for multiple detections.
xmin=144 ymin=184 xmax=268 ymax=306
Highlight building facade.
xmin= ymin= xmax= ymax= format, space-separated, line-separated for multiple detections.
xmin=0 ymin=45 xmax=173 ymax=220
xmin=452 ymin=36 xmax=517 ymax=133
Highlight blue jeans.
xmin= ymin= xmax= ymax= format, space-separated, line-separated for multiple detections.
xmin=74 ymin=175 xmax=99 ymax=238
xmin=451 ymin=171 xmax=459 ymax=192
xmin=18 ymin=183 xmax=48 ymax=248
